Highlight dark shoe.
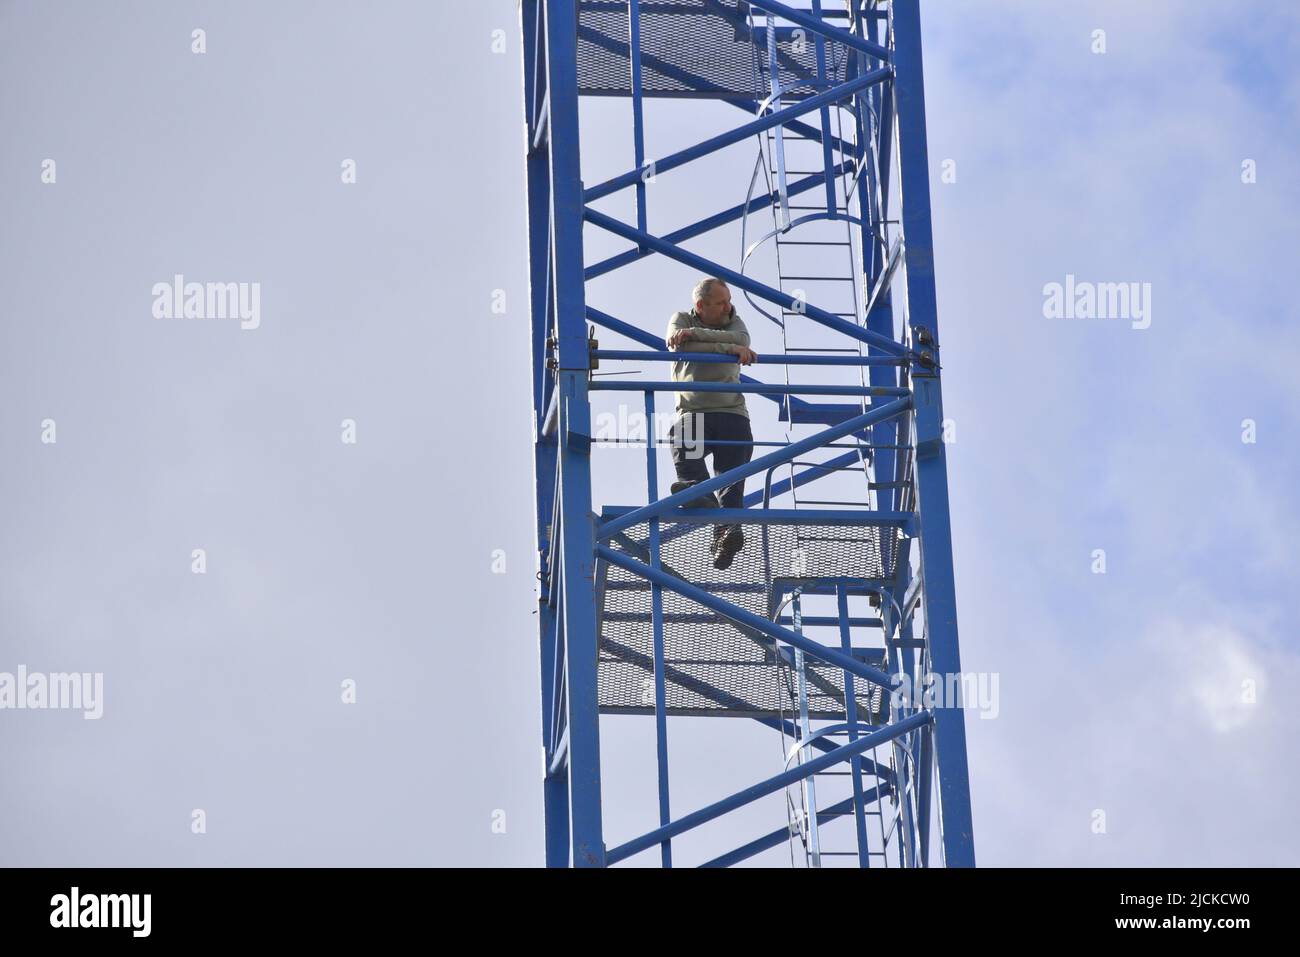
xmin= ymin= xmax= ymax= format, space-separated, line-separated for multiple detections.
xmin=671 ymin=480 xmax=718 ymax=509
xmin=711 ymin=524 xmax=745 ymax=570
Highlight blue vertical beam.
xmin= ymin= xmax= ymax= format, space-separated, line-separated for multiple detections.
xmin=547 ymin=0 xmax=605 ymax=867
xmin=915 ymin=719 xmax=935 ymax=864
xmin=890 ymin=0 xmax=975 ymax=867
xmin=888 ymin=546 xmax=924 ymax=864
xmin=891 ymin=535 xmax=928 ymax=866
xmin=810 ymin=0 xmax=837 ymax=216
xmin=836 ymin=584 xmax=871 ymax=867
xmin=643 ymin=390 xmax=672 ymax=867
xmin=628 ymin=0 xmax=649 ymax=241
xmin=521 ymin=0 xmax=570 ymax=869
xmin=856 ymin=9 xmax=900 ymax=517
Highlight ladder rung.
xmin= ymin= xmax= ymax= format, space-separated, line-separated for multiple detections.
xmin=777 ymin=240 xmax=851 ymax=246
xmin=780 ymin=276 xmax=855 ymax=282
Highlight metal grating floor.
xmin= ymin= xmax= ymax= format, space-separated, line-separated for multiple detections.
xmin=597 ymin=517 xmax=897 ymax=719
xmin=576 ymin=0 xmax=855 ymax=101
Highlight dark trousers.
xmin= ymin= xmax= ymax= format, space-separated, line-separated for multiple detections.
xmin=670 ymin=411 xmax=754 ymax=509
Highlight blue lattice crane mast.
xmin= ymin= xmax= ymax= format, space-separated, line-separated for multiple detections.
xmin=520 ymin=0 xmax=974 ymax=867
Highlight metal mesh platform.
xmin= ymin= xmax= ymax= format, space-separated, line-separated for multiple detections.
xmin=577 ymin=1 xmax=855 ymax=101
xmin=597 ymin=516 xmax=897 ymax=719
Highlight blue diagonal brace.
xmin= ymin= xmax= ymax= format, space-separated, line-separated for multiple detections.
xmin=584 ymin=66 xmax=891 ymax=202
xmin=585 ymin=208 xmax=908 ymax=356
xmin=749 ymin=0 xmax=891 ymax=61
xmin=605 ymin=710 xmax=931 ymax=865
xmin=582 ymin=305 xmax=815 ymax=415
xmin=600 ymin=399 xmax=910 ymax=539
xmin=699 ymin=786 xmax=890 ymax=868
xmin=596 ymin=544 xmax=896 ymax=691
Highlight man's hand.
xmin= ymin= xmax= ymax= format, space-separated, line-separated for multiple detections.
xmin=667 ymin=328 xmax=694 ymax=350
xmin=735 ymin=346 xmax=758 ymax=366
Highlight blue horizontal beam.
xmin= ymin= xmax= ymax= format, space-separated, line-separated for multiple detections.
xmin=595 ymin=437 xmax=883 ymax=450
xmin=599 ymin=506 xmax=913 ymax=528
xmin=583 ymin=66 xmax=891 ymax=202
xmin=777 ymin=616 xmax=883 ymax=629
xmin=591 ymin=380 xmax=908 ymax=397
xmin=605 ymin=709 xmax=931 ymax=865
xmin=593 ymin=349 xmax=905 ymax=367
xmin=584 ymin=305 xmax=814 ymax=415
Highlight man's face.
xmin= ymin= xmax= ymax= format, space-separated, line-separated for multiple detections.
xmin=695 ymin=285 xmax=732 ymax=326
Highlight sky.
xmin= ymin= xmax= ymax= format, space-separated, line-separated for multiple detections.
xmin=0 ymin=0 xmax=1297 ymax=867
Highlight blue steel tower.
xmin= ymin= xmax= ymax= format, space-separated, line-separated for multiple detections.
xmin=520 ymin=0 xmax=974 ymax=867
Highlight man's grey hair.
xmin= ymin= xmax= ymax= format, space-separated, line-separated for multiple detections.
xmin=693 ymin=277 xmax=728 ymax=304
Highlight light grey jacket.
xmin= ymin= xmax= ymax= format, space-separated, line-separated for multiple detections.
xmin=665 ymin=307 xmax=750 ymax=418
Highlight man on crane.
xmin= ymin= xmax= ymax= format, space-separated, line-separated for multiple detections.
xmin=665 ymin=277 xmax=759 ymax=570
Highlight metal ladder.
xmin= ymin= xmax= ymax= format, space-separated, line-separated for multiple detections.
xmin=772 ymin=583 xmax=904 ymax=868
xmin=743 ymin=3 xmax=916 ymax=868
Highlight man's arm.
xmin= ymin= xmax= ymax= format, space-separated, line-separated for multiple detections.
xmin=665 ymin=312 xmax=692 ymax=349
xmin=666 ymin=311 xmax=731 ymax=350
xmin=669 ymin=333 xmax=759 ymax=366
xmin=681 ymin=313 xmax=750 ymax=347
xmin=666 ymin=312 xmax=754 ymax=361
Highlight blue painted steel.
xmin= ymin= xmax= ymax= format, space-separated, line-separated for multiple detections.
xmin=586 ymin=165 xmax=852 ymax=280
xmin=592 ymin=349 xmax=904 ymax=366
xmin=591 ymin=380 xmax=907 ymax=396
xmin=606 ymin=710 xmax=932 ymax=866
xmin=748 ymin=0 xmax=891 ymax=60
xmin=596 ymin=544 xmax=897 ymax=691
xmin=585 ymin=206 xmax=908 ymax=355
xmin=598 ymin=506 xmax=913 ymax=528
xmin=547 ymin=0 xmax=604 ymax=868
xmin=522 ymin=0 xmax=569 ymax=869
xmin=584 ymin=67 xmax=892 ymax=202
xmin=584 ymin=305 xmax=816 ymax=415
xmin=890 ymin=0 xmax=975 ymax=867
xmin=628 ymin=0 xmax=648 ymax=240
xmin=524 ymin=0 xmax=973 ymax=869
xmin=837 ymin=585 xmax=872 ymax=867
xmin=810 ymin=0 xmax=837 ymax=215
xmin=601 ymin=399 xmax=909 ymax=538
xmin=574 ymin=18 xmax=853 ymax=157
xmin=699 ymin=788 xmax=889 ymax=868
xmin=642 ymin=390 xmax=672 ymax=867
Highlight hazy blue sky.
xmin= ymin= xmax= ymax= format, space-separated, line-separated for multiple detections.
xmin=1 ymin=1 xmax=1296 ymax=867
